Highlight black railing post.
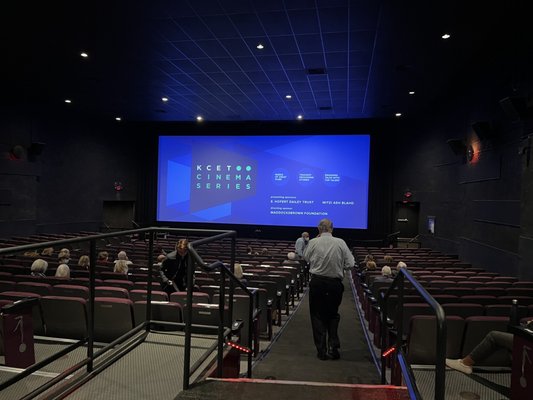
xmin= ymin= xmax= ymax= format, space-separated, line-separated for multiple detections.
xmin=380 ymin=291 xmax=388 ymax=384
xmin=435 ymin=306 xmax=447 ymax=400
xmin=183 ymin=251 xmax=194 ymax=390
xmin=145 ymin=231 xmax=154 ymax=331
xmin=87 ymin=239 xmax=96 ymax=372
xmin=217 ymin=269 xmax=226 ymax=378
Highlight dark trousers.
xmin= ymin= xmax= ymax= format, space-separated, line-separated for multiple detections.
xmin=309 ymin=276 xmax=344 ymax=354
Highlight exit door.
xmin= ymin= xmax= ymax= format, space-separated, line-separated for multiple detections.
xmin=394 ymin=202 xmax=420 ymax=238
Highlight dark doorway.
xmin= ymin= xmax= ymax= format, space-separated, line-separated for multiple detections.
xmin=102 ymin=201 xmax=135 ymax=231
xmin=394 ymin=202 xmax=420 ymax=238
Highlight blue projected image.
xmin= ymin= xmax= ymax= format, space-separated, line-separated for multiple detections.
xmin=157 ymin=135 xmax=370 ymax=229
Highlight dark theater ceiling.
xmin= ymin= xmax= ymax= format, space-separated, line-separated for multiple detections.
xmin=4 ymin=1 xmax=530 ymax=122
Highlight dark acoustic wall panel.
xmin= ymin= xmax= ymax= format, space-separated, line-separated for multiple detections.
xmin=0 ymin=189 xmax=12 ymax=205
xmin=472 ymin=200 xmax=520 ymax=227
xmin=518 ymin=236 xmax=533 ymax=280
xmin=459 ymin=150 xmax=501 ymax=184
xmin=459 ymin=237 xmax=519 ymax=277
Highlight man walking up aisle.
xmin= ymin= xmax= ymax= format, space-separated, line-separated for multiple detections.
xmin=304 ymin=218 xmax=355 ymax=360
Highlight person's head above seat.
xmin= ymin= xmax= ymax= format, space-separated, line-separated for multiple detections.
xmin=381 ymin=265 xmax=392 ymax=277
xmin=176 ymin=239 xmax=189 ymax=257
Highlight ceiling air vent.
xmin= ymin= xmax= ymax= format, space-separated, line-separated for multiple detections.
xmin=306 ymin=68 xmax=326 ymax=75
xmin=319 ymin=106 xmax=332 ymax=111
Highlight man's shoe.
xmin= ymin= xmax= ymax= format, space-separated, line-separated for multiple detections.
xmin=445 ymin=358 xmax=472 ymax=374
xmin=317 ymin=352 xmax=329 ymax=360
xmin=329 ymin=349 xmax=340 ymax=360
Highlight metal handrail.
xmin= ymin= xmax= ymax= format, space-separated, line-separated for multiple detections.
xmin=0 ymin=227 xmax=253 ymax=398
xmin=185 ymin=231 xmax=256 ymax=389
xmin=379 ymin=268 xmax=446 ymax=400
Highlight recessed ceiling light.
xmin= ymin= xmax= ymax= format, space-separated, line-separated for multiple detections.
xmin=64 ymin=99 xmax=72 ymax=103
xmin=297 ymin=115 xmax=303 ymax=120
xmin=441 ymin=33 xmax=451 ymax=39
xmin=285 ymin=95 xmax=292 ymax=99
xmin=80 ymin=52 xmax=88 ymax=58
xmin=409 ymin=91 xmax=415 ymax=95
xmin=196 ymin=116 xmax=203 ymax=122
xmin=395 ymin=113 xmax=402 ymax=117
xmin=161 ymin=97 xmax=168 ymax=102
xmin=115 ymin=117 xmax=122 ymax=121
xmin=256 ymin=43 xmax=264 ymax=50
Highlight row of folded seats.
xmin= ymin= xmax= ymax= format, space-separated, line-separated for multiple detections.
xmin=353 ymin=273 xmax=530 ymax=369
xmin=404 ymin=315 xmax=513 ymax=366
xmin=0 ymin=292 xmax=259 ymax=349
xmin=0 ymin=267 xmax=301 ymax=349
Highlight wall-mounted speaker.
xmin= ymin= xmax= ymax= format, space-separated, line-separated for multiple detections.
xmin=499 ymin=96 xmax=528 ymax=121
xmin=28 ymin=142 xmax=45 ymax=156
xmin=472 ymin=121 xmax=496 ymax=140
xmin=446 ymin=138 xmax=466 ymax=156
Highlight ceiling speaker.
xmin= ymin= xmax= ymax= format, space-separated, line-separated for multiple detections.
xmin=446 ymin=139 xmax=466 ymax=156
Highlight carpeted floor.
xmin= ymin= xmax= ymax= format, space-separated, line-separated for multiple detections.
xmin=251 ymin=276 xmax=381 ymax=384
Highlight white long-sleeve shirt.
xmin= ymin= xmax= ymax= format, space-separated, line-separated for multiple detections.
xmin=303 ymin=232 xmax=354 ymax=279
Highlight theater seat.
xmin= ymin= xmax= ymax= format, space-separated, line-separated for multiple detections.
xmin=129 ymin=289 xmax=168 ymax=302
xmin=461 ymin=316 xmax=511 ymax=366
xmin=16 ymin=282 xmax=53 ymax=296
xmin=94 ymin=297 xmax=134 ymax=342
xmin=170 ymin=291 xmax=210 ymax=307
xmin=442 ymin=303 xmax=484 ymax=319
xmin=406 ymin=316 xmax=465 ymax=364
xmin=52 ymin=284 xmax=89 ymax=299
xmin=41 ymin=296 xmax=87 ymax=339
xmin=95 ymin=286 xmax=129 ymax=299
xmin=0 ymin=280 xmax=16 ymax=293
xmin=133 ymin=301 xmax=182 ymax=330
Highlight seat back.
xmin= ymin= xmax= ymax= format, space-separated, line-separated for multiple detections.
xmin=95 ymin=286 xmax=129 ymax=299
xmin=94 ymin=297 xmax=134 ymax=342
xmin=103 ymin=279 xmax=135 ymax=290
xmin=406 ymin=316 xmax=465 ymax=364
xmin=16 ymin=282 xmax=53 ymax=296
xmin=169 ymin=291 xmax=210 ymax=307
xmin=41 ymin=296 xmax=87 ymax=339
xmin=462 ymin=316 xmax=511 ymax=366
xmin=133 ymin=301 xmax=182 ymax=330
xmin=52 ymin=284 xmax=89 ymax=299
xmin=442 ymin=303 xmax=484 ymax=319
xmin=129 ymin=289 xmax=168 ymax=302
xmin=485 ymin=304 xmax=529 ymax=319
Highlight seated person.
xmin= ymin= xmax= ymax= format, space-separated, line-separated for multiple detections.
xmin=41 ymin=247 xmax=54 ymax=257
xmin=55 ymin=264 xmax=71 ymax=279
xmin=114 ymin=250 xmax=133 ymax=265
xmin=233 ymin=263 xmax=248 ymax=286
xmin=371 ymin=266 xmax=394 ymax=296
xmin=97 ymin=251 xmax=109 ymax=264
xmin=383 ymin=255 xmax=394 ymax=265
xmin=393 ymin=261 xmax=407 ymax=277
xmin=114 ymin=259 xmax=129 ymax=275
xmin=446 ymin=330 xmax=513 ymax=374
xmin=31 ymin=258 xmax=48 ymax=277
xmin=78 ymin=255 xmax=90 ymax=269
xmin=58 ymin=248 xmax=71 ymax=264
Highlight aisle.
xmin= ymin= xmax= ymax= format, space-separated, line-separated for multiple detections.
xmin=252 ymin=276 xmax=381 ymax=384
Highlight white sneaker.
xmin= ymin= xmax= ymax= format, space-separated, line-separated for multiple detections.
xmin=445 ymin=358 xmax=473 ymax=374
